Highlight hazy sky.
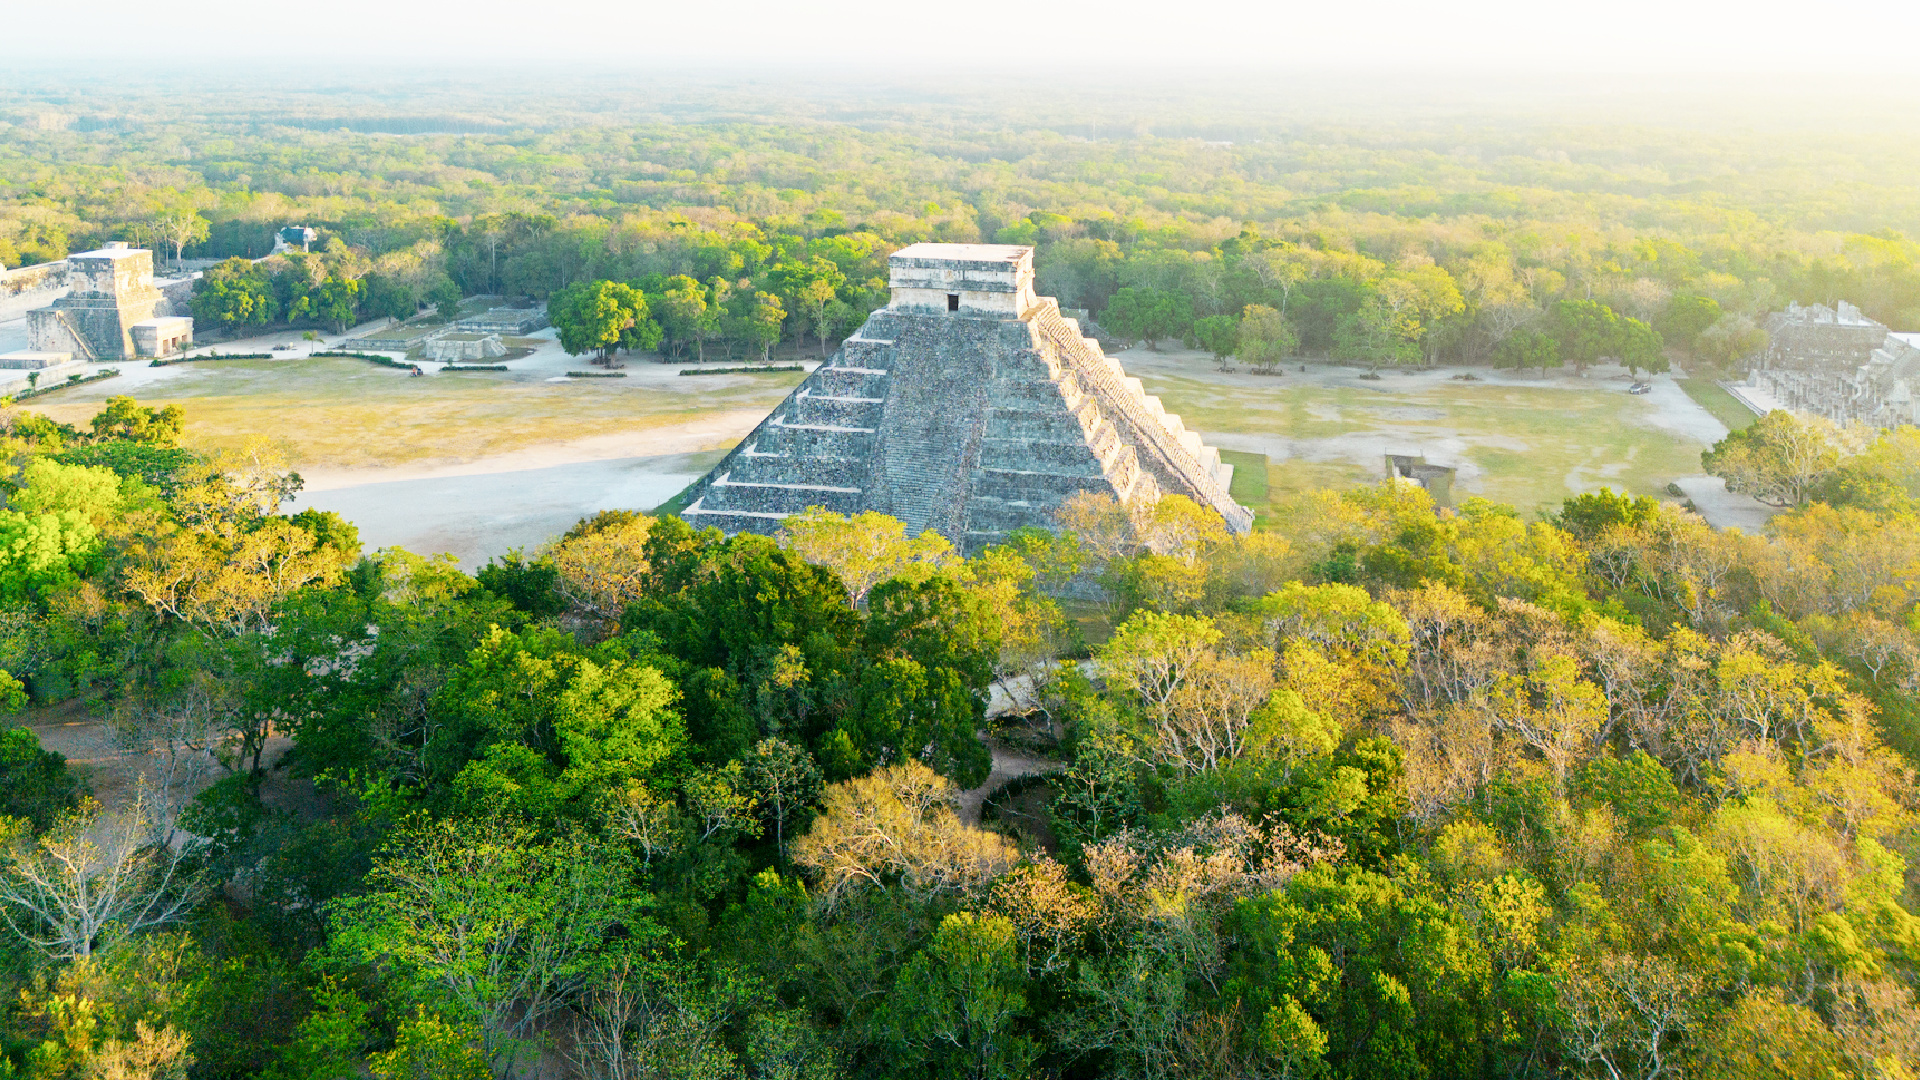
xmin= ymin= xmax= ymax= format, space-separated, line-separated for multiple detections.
xmin=13 ymin=0 xmax=1920 ymax=72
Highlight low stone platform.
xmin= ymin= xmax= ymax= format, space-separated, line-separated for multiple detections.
xmin=0 ymin=349 xmax=74 ymax=369
xmin=424 ymin=333 xmax=507 ymax=362
xmin=0 ymin=355 xmax=85 ymax=394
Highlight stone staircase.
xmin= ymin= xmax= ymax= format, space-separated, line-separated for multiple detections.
xmin=1020 ymin=300 xmax=1250 ymax=531
xmin=964 ymin=311 xmax=1160 ymax=548
xmin=679 ymin=337 xmax=894 ymax=529
xmin=681 ymin=297 xmax=1254 ymax=548
xmin=49 ymin=310 xmax=100 ymax=362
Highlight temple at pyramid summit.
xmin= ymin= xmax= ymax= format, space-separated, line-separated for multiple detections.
xmin=679 ymin=243 xmax=1253 ymax=552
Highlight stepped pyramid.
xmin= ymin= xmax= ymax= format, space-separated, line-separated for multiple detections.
xmin=679 ymin=244 xmax=1253 ymax=551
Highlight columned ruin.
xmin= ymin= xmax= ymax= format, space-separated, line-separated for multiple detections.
xmin=1742 ymin=301 xmax=1920 ymax=429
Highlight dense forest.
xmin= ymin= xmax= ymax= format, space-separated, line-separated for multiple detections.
xmin=0 ymin=387 xmax=1918 ymax=1078
xmin=7 ymin=75 xmax=1920 ymax=1080
xmin=8 ymin=77 xmax=1920 ymax=368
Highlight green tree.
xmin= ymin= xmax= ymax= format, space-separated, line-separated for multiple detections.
xmin=739 ymin=290 xmax=786 ymax=362
xmin=427 ymin=278 xmax=463 ymax=319
xmin=1656 ymin=294 xmax=1721 ymax=357
xmin=549 ymin=279 xmax=650 ymax=361
xmin=431 ymin=623 xmax=686 ymax=799
xmin=0 ymin=727 xmax=81 ymax=831
xmin=191 ymin=260 xmax=276 ymax=331
xmin=772 ymin=257 xmax=846 ymax=357
xmin=887 ymin=912 xmax=1039 ymax=1080
xmin=359 ymin=272 xmax=416 ymax=323
xmin=369 ymin=1010 xmax=491 ymax=1080
xmin=1616 ymin=316 xmax=1669 ymax=376
xmin=1145 ymin=288 xmax=1194 ymax=348
xmin=90 ymin=396 xmax=185 ymax=445
xmin=1227 ymin=866 xmax=1494 ymax=1080
xmin=152 ymin=202 xmax=211 ymax=264
xmin=1102 ymin=286 xmax=1150 ymax=347
xmin=1192 ymin=315 xmax=1237 ymax=361
xmin=1334 ymin=294 xmax=1419 ymax=372
xmin=264 ymin=979 xmax=368 ymax=1080
xmin=1491 ymin=325 xmax=1561 ymax=376
xmin=653 ymin=274 xmax=709 ymax=360
xmin=1701 ymin=409 xmax=1849 ymax=506
xmin=329 ymin=819 xmax=656 ymax=1075
xmin=1550 ymin=298 xmax=1621 ymax=374
xmin=1695 ymin=314 xmax=1768 ymax=370
xmin=1388 ymin=265 xmax=1466 ymax=364
xmin=312 ymin=275 xmax=363 ymax=333
xmin=1238 ymin=303 xmax=1298 ymax=372
xmin=742 ymin=736 xmax=823 ymax=863
xmin=0 ymin=457 xmax=128 ymax=604
xmin=1556 ymin=487 xmax=1658 ymax=541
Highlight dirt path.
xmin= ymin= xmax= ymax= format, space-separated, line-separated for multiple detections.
xmin=19 ymin=701 xmax=310 ymax=822
xmin=956 ymin=740 xmax=1063 ymax=825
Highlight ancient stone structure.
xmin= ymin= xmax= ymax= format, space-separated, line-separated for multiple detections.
xmin=679 ymin=243 xmax=1251 ymax=552
xmin=131 ymin=316 xmax=193 ymax=358
xmin=0 ymin=351 xmax=85 ymax=395
xmin=457 ymin=304 xmax=548 ymax=334
xmin=25 ymin=243 xmax=193 ymax=361
xmin=1742 ymin=301 xmax=1920 ymax=429
xmin=0 ymin=260 xmax=69 ymax=322
xmin=424 ymin=332 xmax=507 ymax=362
xmin=1385 ymin=453 xmax=1456 ymax=507
xmin=272 ymin=226 xmax=317 ymax=254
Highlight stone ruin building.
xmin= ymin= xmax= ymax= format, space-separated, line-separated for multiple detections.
xmin=1385 ymin=453 xmax=1456 ymax=507
xmin=1743 ymin=301 xmax=1920 ymax=429
xmin=424 ymin=333 xmax=508 ymax=362
xmin=24 ymin=243 xmax=194 ymax=361
xmin=679 ymin=243 xmax=1252 ymax=552
xmin=272 ymin=226 xmax=318 ymax=255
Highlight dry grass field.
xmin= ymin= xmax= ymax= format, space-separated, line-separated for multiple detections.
xmin=1119 ymin=348 xmax=1726 ymax=520
xmin=26 ymin=338 xmax=1727 ymax=531
xmin=35 ymin=355 xmax=803 ymax=469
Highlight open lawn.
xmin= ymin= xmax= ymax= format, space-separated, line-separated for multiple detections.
xmin=1678 ymin=377 xmax=1759 ymax=433
xmin=1121 ymin=349 xmax=1725 ymax=520
xmin=35 ymin=355 xmax=803 ymax=469
xmin=1219 ymin=449 xmax=1269 ymax=508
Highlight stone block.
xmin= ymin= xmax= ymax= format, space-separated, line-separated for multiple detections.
xmin=130 ymin=316 xmax=193 ymax=357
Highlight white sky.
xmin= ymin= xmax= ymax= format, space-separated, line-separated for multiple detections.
xmin=10 ymin=0 xmax=1920 ymax=72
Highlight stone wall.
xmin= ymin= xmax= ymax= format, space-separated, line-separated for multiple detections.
xmin=0 ymin=260 xmax=68 ymax=322
xmin=155 ymin=276 xmax=195 ymax=318
xmin=886 ymin=243 xmax=1039 ymax=317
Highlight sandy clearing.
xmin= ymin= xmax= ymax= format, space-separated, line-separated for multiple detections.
xmin=956 ymin=741 xmax=1062 ymax=826
xmin=296 ymin=410 xmax=765 ymax=491
xmin=287 ymin=449 xmax=724 ymax=569
xmin=21 ymin=699 xmax=306 ymax=820
xmin=1673 ymin=474 xmax=1784 ymax=532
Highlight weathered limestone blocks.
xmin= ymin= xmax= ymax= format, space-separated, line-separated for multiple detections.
xmin=1745 ymin=301 xmax=1920 ymax=429
xmin=424 ymin=332 xmax=507 ymax=362
xmin=25 ymin=243 xmax=190 ymax=360
xmin=131 ymin=317 xmax=193 ymax=358
xmin=679 ymin=244 xmax=1252 ymax=552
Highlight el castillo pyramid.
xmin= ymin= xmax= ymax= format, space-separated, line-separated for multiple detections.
xmin=679 ymin=243 xmax=1253 ymax=552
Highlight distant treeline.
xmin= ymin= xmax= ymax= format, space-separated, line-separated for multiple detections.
xmin=9 ymin=87 xmax=1920 ymax=364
